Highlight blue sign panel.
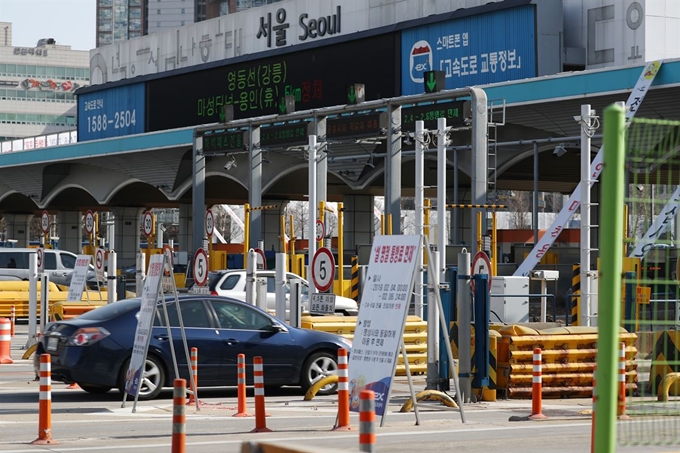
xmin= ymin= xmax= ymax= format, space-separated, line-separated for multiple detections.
xmin=401 ymin=5 xmax=536 ymax=95
xmin=78 ymin=83 xmax=145 ymax=141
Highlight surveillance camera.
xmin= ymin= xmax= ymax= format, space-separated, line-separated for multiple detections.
xmin=224 ymin=161 xmax=234 ymax=170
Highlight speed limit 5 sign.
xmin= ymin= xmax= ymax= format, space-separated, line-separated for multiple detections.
xmin=311 ymin=247 xmax=335 ymax=293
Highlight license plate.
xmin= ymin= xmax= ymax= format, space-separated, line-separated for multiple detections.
xmin=46 ymin=336 xmax=59 ymax=352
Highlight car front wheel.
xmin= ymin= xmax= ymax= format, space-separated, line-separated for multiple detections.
xmin=301 ymin=351 xmax=338 ymax=395
xmin=119 ymin=355 xmax=166 ymax=400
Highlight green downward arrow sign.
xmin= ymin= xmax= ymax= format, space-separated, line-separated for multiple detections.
xmin=347 ymin=85 xmax=356 ymax=103
xmin=279 ymin=98 xmax=287 ymax=114
xmin=426 ymin=72 xmax=437 ymax=92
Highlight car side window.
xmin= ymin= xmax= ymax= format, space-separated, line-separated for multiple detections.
xmin=220 ymin=274 xmax=240 ymax=290
xmin=44 ymin=253 xmax=57 ymax=270
xmin=210 ymin=300 xmax=271 ymax=331
xmin=156 ymin=300 xmax=210 ymax=328
xmin=60 ymin=253 xmax=76 ymax=269
xmin=0 ymin=252 xmax=27 ymax=269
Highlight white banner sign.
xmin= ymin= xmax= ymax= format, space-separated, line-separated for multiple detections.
xmin=125 ymin=254 xmax=165 ymax=396
xmin=348 ymin=234 xmax=421 ymax=417
xmin=66 ymin=255 xmax=92 ymax=302
xmin=629 ymin=186 xmax=680 ymax=259
xmin=514 ymin=60 xmax=663 ymax=277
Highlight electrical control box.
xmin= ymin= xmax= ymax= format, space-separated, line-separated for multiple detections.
xmin=489 ymin=276 xmax=530 ymax=323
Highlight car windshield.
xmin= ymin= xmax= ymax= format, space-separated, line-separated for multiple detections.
xmin=77 ymin=298 xmax=141 ymax=321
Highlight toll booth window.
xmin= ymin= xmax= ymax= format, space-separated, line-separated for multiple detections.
xmin=60 ymin=253 xmax=76 ymax=269
xmin=44 ymin=253 xmax=57 ymax=270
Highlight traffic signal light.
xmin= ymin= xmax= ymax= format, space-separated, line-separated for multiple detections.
xmin=424 ymin=70 xmax=446 ymax=93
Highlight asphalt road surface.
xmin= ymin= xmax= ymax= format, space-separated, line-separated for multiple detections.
xmin=2 ymin=326 xmax=679 ymax=452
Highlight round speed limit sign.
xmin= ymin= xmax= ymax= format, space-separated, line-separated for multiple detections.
xmin=311 ymin=247 xmax=335 ymax=292
xmin=84 ymin=210 xmax=95 ymax=235
xmin=142 ymin=211 xmax=153 ymax=237
xmin=36 ymin=248 xmax=44 ymax=273
xmin=315 ymin=219 xmax=325 ymax=242
xmin=205 ymin=209 xmax=215 ymax=237
xmin=41 ymin=211 xmax=50 ymax=234
xmin=193 ymin=248 xmax=209 ymax=287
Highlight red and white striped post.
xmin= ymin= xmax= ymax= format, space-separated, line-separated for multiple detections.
xmin=172 ymin=378 xmax=186 ymax=453
xmin=334 ymin=348 xmax=351 ymax=431
xmin=187 ymin=347 xmax=198 ymax=406
xmin=618 ymin=342 xmax=630 ymax=419
xmin=250 ymin=356 xmax=272 ymax=433
xmin=359 ymin=390 xmax=375 ymax=453
xmin=529 ymin=347 xmax=547 ymax=420
xmin=233 ymin=353 xmax=250 ymax=417
xmin=0 ymin=318 xmax=13 ymax=364
xmin=10 ymin=305 xmax=15 ymax=337
xmin=31 ymin=354 xmax=57 ymax=444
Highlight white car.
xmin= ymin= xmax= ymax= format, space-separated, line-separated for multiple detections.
xmin=206 ymin=270 xmax=359 ymax=316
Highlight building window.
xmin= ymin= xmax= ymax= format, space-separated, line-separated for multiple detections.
xmin=157 ymin=9 xmax=161 ymax=14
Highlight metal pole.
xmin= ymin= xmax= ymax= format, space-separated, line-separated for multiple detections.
xmin=308 ymin=135 xmax=317 ymax=293
xmin=245 ymin=249 xmax=257 ymax=306
xmin=453 ymin=148 xmax=459 ymax=244
xmin=107 ymin=250 xmax=117 ymax=305
xmin=437 ymin=117 xmax=448 ymax=275
xmin=192 ymin=135 xmax=205 ymax=257
xmin=136 ymin=252 xmax=145 ymax=296
xmin=426 ymin=250 xmax=440 ymax=390
xmin=470 ymin=88 xmax=488 ymax=256
xmin=40 ymin=274 xmax=49 ymax=331
xmin=580 ymin=104 xmax=592 ymax=327
xmin=457 ymin=250 xmax=472 ymax=403
xmin=338 ymin=202 xmax=344 ymax=297
xmin=289 ymin=278 xmax=302 ymax=328
xmin=27 ymin=253 xmax=37 ymax=348
xmin=533 ymin=142 xmax=539 ymax=243
xmin=593 ymin=100 xmax=625 ymax=453
xmin=415 ymin=120 xmax=425 ymax=319
xmin=275 ymin=253 xmax=286 ymax=320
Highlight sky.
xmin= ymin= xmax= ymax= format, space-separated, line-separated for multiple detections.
xmin=1 ymin=0 xmax=96 ymax=51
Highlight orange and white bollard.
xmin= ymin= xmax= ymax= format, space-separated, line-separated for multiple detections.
xmin=187 ymin=347 xmax=198 ymax=406
xmin=618 ymin=342 xmax=630 ymax=419
xmin=10 ymin=305 xmax=15 ymax=337
xmin=359 ymin=390 xmax=376 ymax=453
xmin=32 ymin=354 xmax=57 ymax=444
xmin=529 ymin=347 xmax=546 ymax=420
xmin=250 ymin=356 xmax=272 ymax=433
xmin=172 ymin=378 xmax=186 ymax=453
xmin=0 ymin=318 xmax=13 ymax=364
xmin=334 ymin=348 xmax=351 ymax=431
xmin=233 ymin=353 xmax=250 ymax=417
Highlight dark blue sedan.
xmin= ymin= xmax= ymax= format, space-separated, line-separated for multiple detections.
xmin=36 ymin=295 xmax=351 ymax=399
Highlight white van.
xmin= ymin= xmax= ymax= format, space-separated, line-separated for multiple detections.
xmin=0 ymin=248 xmax=99 ymax=287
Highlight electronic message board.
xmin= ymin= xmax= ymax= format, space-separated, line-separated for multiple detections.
xmin=147 ymin=34 xmax=397 ymax=131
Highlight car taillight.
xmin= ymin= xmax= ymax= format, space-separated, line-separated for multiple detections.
xmin=211 ymin=290 xmax=218 ymax=296
xmin=68 ymin=327 xmax=110 ymax=346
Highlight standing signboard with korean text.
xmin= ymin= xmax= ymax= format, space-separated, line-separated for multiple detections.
xmin=66 ymin=255 xmax=92 ymax=302
xmin=348 ymin=235 xmax=422 ymax=421
xmin=124 ymin=254 xmax=165 ymax=399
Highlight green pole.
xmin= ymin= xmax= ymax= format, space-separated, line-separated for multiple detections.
xmin=595 ymin=103 xmax=626 ymax=453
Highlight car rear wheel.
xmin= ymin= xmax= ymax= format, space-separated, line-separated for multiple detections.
xmin=78 ymin=383 xmax=112 ymax=394
xmin=119 ymin=355 xmax=166 ymax=400
xmin=301 ymin=351 xmax=338 ymax=395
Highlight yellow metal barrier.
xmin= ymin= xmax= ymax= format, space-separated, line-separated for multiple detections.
xmin=497 ymin=325 xmax=638 ymax=399
xmin=0 ymin=281 xmax=113 ymax=319
xmin=303 ymin=375 xmax=338 ymax=401
xmin=399 ymin=390 xmax=458 ymax=412
xmin=302 ymin=315 xmax=427 ymax=376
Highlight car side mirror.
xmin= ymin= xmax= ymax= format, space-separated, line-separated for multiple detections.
xmin=270 ymin=322 xmax=288 ymax=333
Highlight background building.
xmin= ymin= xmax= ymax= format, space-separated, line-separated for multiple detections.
xmin=96 ymin=0 xmax=282 ymax=47
xmin=0 ymin=23 xmax=89 ymax=142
